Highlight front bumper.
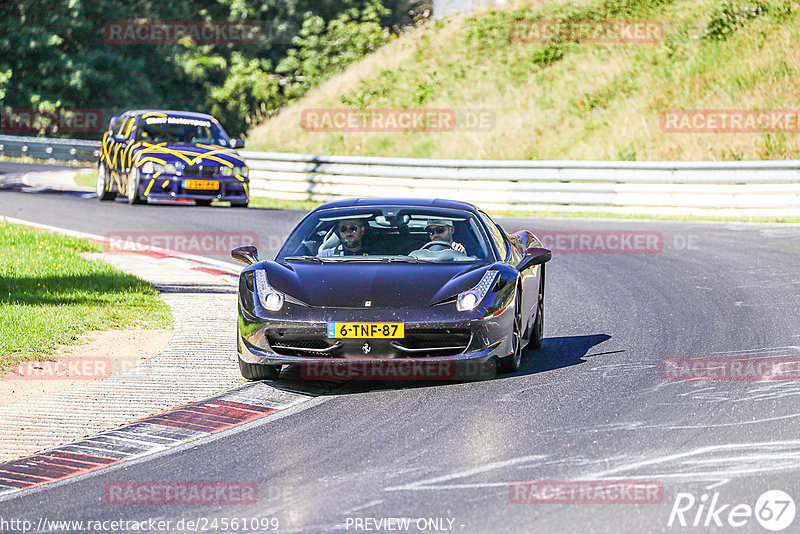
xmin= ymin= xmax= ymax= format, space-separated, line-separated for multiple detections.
xmin=139 ymin=175 xmax=249 ymax=201
xmin=237 ymin=306 xmax=514 ymax=380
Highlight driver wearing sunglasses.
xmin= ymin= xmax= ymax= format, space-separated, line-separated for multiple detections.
xmin=318 ymin=218 xmax=378 ymax=256
xmin=425 ymin=218 xmax=466 ymax=253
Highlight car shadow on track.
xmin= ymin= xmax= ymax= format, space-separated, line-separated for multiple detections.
xmin=519 ymin=333 xmax=613 ymax=375
xmin=263 ymin=333 xmax=613 ymax=396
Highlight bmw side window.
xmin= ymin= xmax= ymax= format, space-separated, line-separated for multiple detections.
xmin=123 ymin=117 xmax=136 ymax=140
xmin=114 ymin=116 xmax=129 ymax=136
xmin=478 ymin=211 xmax=508 ymax=261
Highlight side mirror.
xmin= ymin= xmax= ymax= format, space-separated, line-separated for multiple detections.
xmin=232 ymin=245 xmax=258 ymax=265
xmin=231 ymin=139 xmax=245 ymax=149
xmin=112 ymin=134 xmax=128 ymax=143
xmin=108 ymin=116 xmax=119 ymax=132
xmin=515 ymin=247 xmax=551 ymax=272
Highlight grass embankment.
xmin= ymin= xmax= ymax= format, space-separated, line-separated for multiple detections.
xmin=74 ymin=169 xmax=97 ymax=188
xmin=248 ymin=0 xmax=800 ymax=160
xmin=0 ymin=222 xmax=172 ymax=374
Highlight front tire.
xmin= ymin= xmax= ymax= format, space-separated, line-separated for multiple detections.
xmin=238 ymin=357 xmax=281 ymax=380
xmin=195 ymin=199 xmax=213 ymax=207
xmin=230 ymin=200 xmax=249 ymax=208
xmin=96 ymin=163 xmax=115 ymax=201
xmin=127 ymin=167 xmax=144 ymax=205
xmin=527 ymin=276 xmax=545 ymax=350
xmin=498 ymin=290 xmax=523 ymax=374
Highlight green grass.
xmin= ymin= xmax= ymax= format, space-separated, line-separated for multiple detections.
xmin=0 ymin=222 xmax=172 ymax=373
xmin=493 ymin=209 xmax=800 ymax=223
xmin=74 ymin=170 xmax=97 ymax=188
xmin=249 ymin=197 xmax=325 ymax=211
xmin=248 ymin=0 xmax=800 ymax=161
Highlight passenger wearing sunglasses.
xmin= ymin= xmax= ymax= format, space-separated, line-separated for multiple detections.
xmin=425 ymin=218 xmax=466 ymax=253
xmin=319 ymin=219 xmax=378 ymax=257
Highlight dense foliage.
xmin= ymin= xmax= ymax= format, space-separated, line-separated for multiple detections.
xmin=0 ymin=0 xmax=426 ymax=138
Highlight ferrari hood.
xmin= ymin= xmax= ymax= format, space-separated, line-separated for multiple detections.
xmin=264 ymin=261 xmax=493 ymax=308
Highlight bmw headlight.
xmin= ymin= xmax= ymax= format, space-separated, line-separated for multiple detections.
xmin=146 ymin=162 xmax=176 ymax=175
xmin=235 ymin=166 xmax=248 ymax=178
xmin=457 ymin=270 xmax=499 ymax=312
xmin=219 ymin=166 xmax=233 ymax=176
xmin=254 ymin=269 xmax=284 ymax=312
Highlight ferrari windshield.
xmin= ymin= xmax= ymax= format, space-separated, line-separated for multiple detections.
xmin=136 ymin=115 xmax=232 ymax=146
xmin=277 ymin=206 xmax=496 ymax=263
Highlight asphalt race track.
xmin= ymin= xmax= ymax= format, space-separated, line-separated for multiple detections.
xmin=2 ymin=163 xmax=800 ymax=532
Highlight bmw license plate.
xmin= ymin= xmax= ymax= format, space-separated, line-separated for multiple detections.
xmin=328 ymin=322 xmax=404 ymax=338
xmin=184 ymin=179 xmax=219 ymax=190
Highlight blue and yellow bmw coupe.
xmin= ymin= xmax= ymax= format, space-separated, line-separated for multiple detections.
xmin=97 ymin=109 xmax=250 ymax=207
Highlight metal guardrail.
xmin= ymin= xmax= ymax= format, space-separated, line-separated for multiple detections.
xmin=3 ymin=135 xmax=800 ymax=215
xmin=0 ymin=135 xmax=101 ymax=164
xmin=241 ymin=151 xmax=800 ymax=215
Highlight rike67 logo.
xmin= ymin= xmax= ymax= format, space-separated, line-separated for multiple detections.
xmin=668 ymin=490 xmax=796 ymax=531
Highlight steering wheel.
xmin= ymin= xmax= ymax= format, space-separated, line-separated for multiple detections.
xmin=317 ymin=225 xmax=339 ymax=254
xmin=420 ymin=240 xmax=454 ymax=250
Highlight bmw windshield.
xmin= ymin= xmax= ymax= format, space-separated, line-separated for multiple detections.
xmin=136 ymin=115 xmax=232 ymax=147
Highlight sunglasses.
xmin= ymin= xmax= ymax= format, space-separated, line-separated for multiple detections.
xmin=427 ymin=226 xmax=448 ymax=235
xmin=338 ymin=224 xmax=362 ymax=233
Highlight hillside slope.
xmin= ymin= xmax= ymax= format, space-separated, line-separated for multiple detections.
xmin=247 ymin=0 xmax=799 ymax=160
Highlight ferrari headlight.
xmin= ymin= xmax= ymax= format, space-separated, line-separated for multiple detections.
xmin=254 ymin=269 xmax=284 ymax=312
xmin=457 ymin=270 xmax=499 ymax=312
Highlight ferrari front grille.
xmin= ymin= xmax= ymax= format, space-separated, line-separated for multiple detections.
xmin=391 ymin=331 xmax=471 ymax=357
xmin=267 ymin=336 xmax=341 ymax=357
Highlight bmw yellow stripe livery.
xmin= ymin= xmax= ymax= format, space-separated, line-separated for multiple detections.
xmin=96 ymin=109 xmax=249 ymax=207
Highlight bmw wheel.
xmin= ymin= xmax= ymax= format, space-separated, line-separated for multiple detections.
xmin=127 ymin=167 xmax=144 ymax=205
xmin=96 ymin=163 xmax=115 ymax=201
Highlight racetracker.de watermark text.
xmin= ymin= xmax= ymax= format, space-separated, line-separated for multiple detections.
xmin=300 ymin=360 xmax=496 ymax=381
xmin=2 ymin=357 xmax=111 ymax=380
xmin=661 ymin=109 xmax=800 ymax=133
xmin=661 ymin=357 xmax=800 ymax=381
xmin=300 ymin=108 xmax=495 ymax=132
xmin=104 ymin=231 xmax=258 ymax=255
xmin=103 ymin=20 xmax=260 ymax=44
xmin=509 ymin=19 xmax=663 ymax=43
xmin=104 ymin=481 xmax=258 ymax=505
xmin=509 ymin=480 xmax=663 ymax=504
xmin=1 ymin=108 xmax=113 ymax=133
xmin=534 ymin=230 xmax=699 ymax=253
